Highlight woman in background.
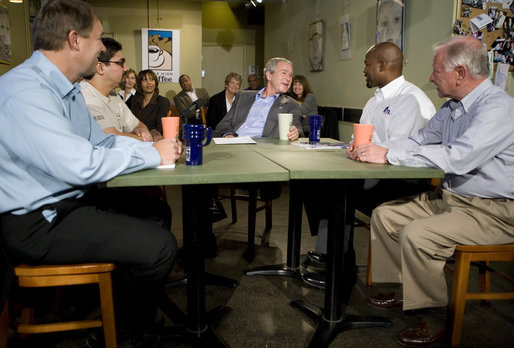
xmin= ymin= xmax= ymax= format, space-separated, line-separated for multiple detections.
xmin=206 ymin=72 xmax=242 ymax=130
xmin=118 ymin=68 xmax=137 ymax=108
xmin=130 ymin=69 xmax=170 ymax=141
xmin=289 ymin=75 xmax=318 ymax=136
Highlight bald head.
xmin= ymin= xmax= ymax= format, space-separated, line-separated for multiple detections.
xmin=367 ymin=42 xmax=403 ymax=78
xmin=363 ymin=42 xmax=403 ymax=88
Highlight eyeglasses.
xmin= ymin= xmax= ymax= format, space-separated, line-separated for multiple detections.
xmin=99 ymin=58 xmax=126 ymax=67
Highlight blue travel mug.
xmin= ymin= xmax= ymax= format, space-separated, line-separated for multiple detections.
xmin=309 ymin=115 xmax=323 ymax=143
xmin=183 ymin=124 xmax=212 ymax=166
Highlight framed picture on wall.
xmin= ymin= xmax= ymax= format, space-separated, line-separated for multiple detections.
xmin=142 ymin=28 xmax=180 ymax=83
xmin=375 ymin=0 xmax=405 ymax=51
xmin=28 ymin=0 xmax=49 ymax=27
xmin=0 ymin=5 xmax=11 ymax=64
xmin=309 ymin=20 xmax=324 ymax=72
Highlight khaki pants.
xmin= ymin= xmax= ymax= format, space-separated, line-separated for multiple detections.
xmin=370 ymin=189 xmax=514 ymax=311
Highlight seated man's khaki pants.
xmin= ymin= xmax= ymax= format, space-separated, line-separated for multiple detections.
xmin=370 ymin=189 xmax=514 ymax=311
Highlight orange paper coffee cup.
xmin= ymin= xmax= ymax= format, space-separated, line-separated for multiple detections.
xmin=353 ymin=124 xmax=374 ymax=147
xmin=162 ymin=116 xmax=179 ymax=139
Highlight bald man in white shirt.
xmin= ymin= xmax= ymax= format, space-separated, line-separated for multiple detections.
xmin=304 ymin=42 xmax=436 ymax=289
xmin=360 ymin=42 xmax=435 ymax=146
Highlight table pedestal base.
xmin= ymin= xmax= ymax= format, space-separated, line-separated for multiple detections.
xmin=157 ymin=305 xmax=231 ymax=347
xmin=166 ymin=272 xmax=238 ymax=289
xmin=291 ymin=299 xmax=392 ymax=348
xmin=244 ymin=263 xmax=302 ymax=280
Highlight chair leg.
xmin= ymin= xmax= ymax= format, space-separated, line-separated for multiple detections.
xmin=478 ymin=261 xmax=491 ymax=305
xmin=246 ymin=187 xmax=258 ymax=259
xmin=1 ymin=301 xmax=8 ymax=348
xmin=160 ymin=186 xmax=168 ymax=202
xmin=98 ymin=272 xmax=117 ymax=348
xmin=366 ymin=235 xmax=373 ymax=286
xmin=450 ymin=251 xmax=472 ymax=347
xmin=260 ymin=201 xmax=273 ymax=246
xmin=265 ymin=201 xmax=272 ymax=231
xmin=230 ymin=187 xmax=237 ymax=224
xmin=18 ymin=307 xmax=34 ymax=339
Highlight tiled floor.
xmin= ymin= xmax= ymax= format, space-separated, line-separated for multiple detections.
xmin=5 ymin=184 xmax=514 ymax=347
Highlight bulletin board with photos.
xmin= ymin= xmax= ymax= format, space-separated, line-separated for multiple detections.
xmin=455 ymin=0 xmax=514 ymax=70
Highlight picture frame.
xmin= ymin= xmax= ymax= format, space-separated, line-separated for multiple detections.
xmin=142 ymin=28 xmax=180 ymax=83
xmin=375 ymin=0 xmax=405 ymax=51
xmin=0 ymin=4 xmax=11 ymax=64
xmin=28 ymin=0 xmax=49 ymax=27
xmin=309 ymin=20 xmax=324 ymax=72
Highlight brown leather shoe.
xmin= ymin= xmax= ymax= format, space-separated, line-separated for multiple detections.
xmin=367 ymin=292 xmax=403 ymax=309
xmin=396 ymin=321 xmax=446 ymax=346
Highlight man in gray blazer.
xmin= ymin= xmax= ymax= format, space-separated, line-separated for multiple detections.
xmin=214 ymin=57 xmax=303 ymax=140
xmin=173 ymin=74 xmax=210 ymax=114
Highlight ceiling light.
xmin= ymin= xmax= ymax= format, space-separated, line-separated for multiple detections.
xmin=250 ymin=0 xmax=257 ymax=7
xmin=9 ymin=0 xmax=24 ymax=3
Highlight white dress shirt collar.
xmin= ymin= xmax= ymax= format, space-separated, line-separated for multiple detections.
xmin=375 ymin=75 xmax=406 ymax=101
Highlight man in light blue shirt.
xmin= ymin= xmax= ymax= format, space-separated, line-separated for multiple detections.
xmin=0 ymin=0 xmax=181 ymax=342
xmin=214 ymin=57 xmax=303 ymax=139
xmin=211 ymin=58 xmax=304 ymax=236
xmin=236 ymin=90 xmax=280 ymax=137
xmin=349 ymin=36 xmax=514 ymax=346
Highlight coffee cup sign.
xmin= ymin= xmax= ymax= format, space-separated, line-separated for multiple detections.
xmin=148 ymin=45 xmax=164 ymax=68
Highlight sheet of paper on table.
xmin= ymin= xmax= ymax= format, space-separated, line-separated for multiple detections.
xmin=157 ymin=163 xmax=176 ymax=169
xmin=293 ymin=141 xmax=350 ymax=150
xmin=213 ymin=136 xmax=257 ymax=144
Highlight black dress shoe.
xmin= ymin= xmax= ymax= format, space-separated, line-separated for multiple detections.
xmin=368 ymin=292 xmax=403 ymax=309
xmin=306 ymin=250 xmax=327 ymax=264
xmin=303 ymin=268 xmax=357 ymax=304
xmin=302 ymin=270 xmax=326 ymax=289
xmin=208 ymin=197 xmax=227 ymax=222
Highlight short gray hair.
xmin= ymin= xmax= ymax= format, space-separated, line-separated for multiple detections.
xmin=264 ymin=57 xmax=293 ymax=76
xmin=433 ymin=36 xmax=489 ymax=79
xmin=224 ymin=72 xmax=242 ymax=85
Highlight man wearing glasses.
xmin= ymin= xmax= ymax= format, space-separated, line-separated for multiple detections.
xmin=81 ymin=38 xmax=154 ymax=141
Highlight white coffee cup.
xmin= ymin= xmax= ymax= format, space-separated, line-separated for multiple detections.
xmin=278 ymin=113 xmax=293 ymax=140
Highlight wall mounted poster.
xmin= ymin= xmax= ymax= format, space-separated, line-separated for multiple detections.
xmin=339 ymin=14 xmax=352 ymax=61
xmin=376 ymin=0 xmax=405 ymax=51
xmin=141 ymin=28 xmax=180 ymax=83
xmin=0 ymin=5 xmax=11 ymax=64
xmin=309 ymin=21 xmax=324 ymax=72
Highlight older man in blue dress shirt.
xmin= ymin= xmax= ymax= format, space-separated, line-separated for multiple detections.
xmin=0 ymin=0 xmax=181 ymax=345
xmin=349 ymin=36 xmax=514 ymax=346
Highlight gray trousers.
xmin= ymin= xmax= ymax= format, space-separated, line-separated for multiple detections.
xmin=370 ymin=189 xmax=514 ymax=311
